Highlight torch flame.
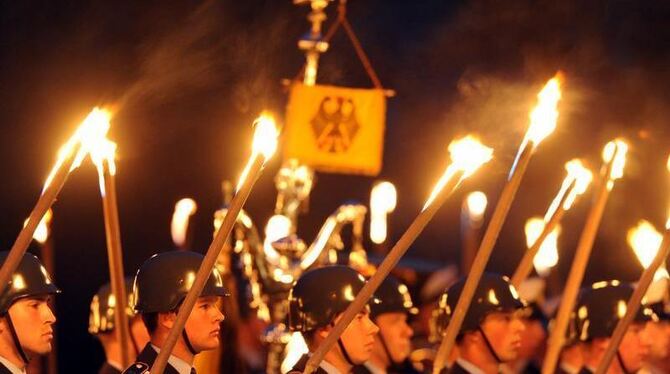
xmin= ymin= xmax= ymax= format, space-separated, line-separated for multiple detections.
xmin=465 ymin=191 xmax=488 ymax=222
xmin=424 ymin=136 xmax=493 ymax=210
xmin=627 ymin=220 xmax=669 ymax=280
xmin=525 ymin=217 xmax=560 ymax=277
xmin=544 ymin=159 xmax=593 ymax=220
xmin=666 ymin=154 xmax=670 ymax=229
xmin=171 ymin=198 xmax=198 ymax=247
xmin=370 ymin=181 xmax=397 ymax=244
xmin=252 ymin=113 xmax=279 ymax=159
xmin=237 ymin=113 xmax=280 ymax=192
xmin=524 ymin=74 xmax=563 ymax=146
xmin=43 ymin=108 xmax=112 ymax=192
xmin=264 ymin=214 xmax=292 ymax=262
xmin=25 ymin=208 xmax=53 ymax=244
xmin=601 ymin=139 xmax=628 ymax=188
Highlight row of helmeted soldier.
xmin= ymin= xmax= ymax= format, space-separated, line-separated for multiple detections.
xmin=1 ymin=250 xmax=668 ymax=374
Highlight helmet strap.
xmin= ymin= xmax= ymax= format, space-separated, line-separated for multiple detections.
xmin=5 ymin=314 xmax=30 ymax=364
xmin=182 ymin=328 xmax=198 ymax=356
xmin=337 ymin=338 xmax=356 ymax=367
xmin=477 ymin=326 xmax=503 ymax=364
xmin=615 ymin=350 xmax=632 ymax=374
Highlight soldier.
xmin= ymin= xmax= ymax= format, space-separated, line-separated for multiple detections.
xmin=122 ymin=251 xmax=229 ymax=374
xmin=575 ymin=280 xmax=653 ymax=374
xmin=640 ymin=300 xmax=670 ymax=374
xmin=0 ymin=251 xmax=60 ymax=374
xmin=436 ymin=272 xmax=526 ymax=374
xmin=288 ymin=265 xmax=380 ymax=373
xmin=354 ymin=275 xmax=420 ymax=374
xmin=89 ymin=278 xmax=150 ymax=374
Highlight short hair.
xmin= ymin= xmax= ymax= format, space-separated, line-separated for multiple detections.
xmin=141 ymin=312 xmax=159 ymax=334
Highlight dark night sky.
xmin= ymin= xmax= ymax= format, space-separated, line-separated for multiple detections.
xmin=1 ymin=0 xmax=669 ymax=372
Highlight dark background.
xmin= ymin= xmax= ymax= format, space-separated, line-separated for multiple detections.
xmin=0 ymin=0 xmax=669 ymax=372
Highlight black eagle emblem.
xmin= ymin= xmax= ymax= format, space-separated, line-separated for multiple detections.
xmin=310 ymin=96 xmax=360 ymax=153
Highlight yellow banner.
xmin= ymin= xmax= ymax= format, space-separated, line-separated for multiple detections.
xmin=283 ymin=83 xmax=386 ymax=176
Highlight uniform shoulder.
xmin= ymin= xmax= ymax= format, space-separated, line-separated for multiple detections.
xmin=121 ymin=362 xmax=149 ymax=374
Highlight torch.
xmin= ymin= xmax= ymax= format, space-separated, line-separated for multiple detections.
xmin=593 ymin=220 xmax=670 ymax=373
xmin=510 ymin=159 xmax=593 ymax=288
xmin=302 ymin=135 xmax=494 ymax=374
xmin=0 ymin=108 xmax=110 ymax=296
xmin=151 ymin=113 xmax=279 ymax=374
xmin=433 ymin=74 xmax=563 ymax=373
xmin=542 ymin=139 xmax=628 ymax=373
xmin=171 ymin=198 xmax=198 ymax=250
xmin=87 ymin=116 xmax=134 ymax=368
xmin=370 ymin=181 xmax=397 ymax=253
xmin=460 ymin=191 xmax=488 ymax=273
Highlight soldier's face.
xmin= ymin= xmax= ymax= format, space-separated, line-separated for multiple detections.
xmin=479 ymin=310 xmax=525 ymax=362
xmin=618 ymin=322 xmax=650 ymax=372
xmin=5 ymin=296 xmax=56 ymax=356
xmin=183 ymin=296 xmax=224 ymax=352
xmin=373 ymin=312 xmax=413 ymax=364
xmin=330 ymin=309 xmax=379 ymax=364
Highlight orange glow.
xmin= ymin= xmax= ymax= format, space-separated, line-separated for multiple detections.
xmin=26 ymin=208 xmax=53 ymax=244
xmin=544 ymin=159 xmax=593 ymax=220
xmin=465 ymin=191 xmax=488 ymax=222
xmin=237 ymin=112 xmax=280 ymax=192
xmin=424 ymin=136 xmax=493 ymax=210
xmin=43 ymin=108 xmax=111 ymax=192
xmin=601 ymin=139 xmax=628 ymax=190
xmin=627 ymin=220 xmax=669 ymax=280
xmin=524 ymin=74 xmax=563 ymax=146
xmin=525 ymin=217 xmax=561 ymax=276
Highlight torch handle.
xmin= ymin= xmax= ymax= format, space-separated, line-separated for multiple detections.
xmin=541 ymin=156 xmax=616 ymax=374
xmin=302 ymin=171 xmax=466 ymax=374
xmin=101 ymin=162 xmax=132 ymax=368
xmin=510 ymin=205 xmax=567 ymax=289
xmin=151 ymin=155 xmax=265 ymax=374
xmin=433 ymin=144 xmax=534 ymax=374
xmin=0 ymin=144 xmax=79 ymax=296
xmin=594 ymin=228 xmax=670 ymax=373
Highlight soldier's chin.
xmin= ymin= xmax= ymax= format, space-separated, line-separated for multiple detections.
xmin=199 ymin=337 xmax=220 ymax=351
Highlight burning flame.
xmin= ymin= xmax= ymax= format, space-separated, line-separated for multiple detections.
xmin=544 ymin=159 xmax=593 ymax=220
xmin=627 ymin=220 xmax=669 ymax=280
xmin=171 ymin=198 xmax=198 ymax=247
xmin=423 ymin=136 xmax=493 ymax=210
xmin=465 ymin=191 xmax=488 ymax=222
xmin=237 ymin=113 xmax=280 ymax=192
xmin=43 ymin=108 xmax=111 ymax=192
xmin=26 ymin=208 xmax=53 ymax=244
xmin=370 ymin=181 xmax=397 ymax=244
xmin=524 ymin=74 xmax=563 ymax=145
xmin=601 ymin=139 xmax=628 ymax=189
xmin=509 ymin=74 xmax=563 ymax=177
xmin=525 ymin=217 xmax=561 ymax=277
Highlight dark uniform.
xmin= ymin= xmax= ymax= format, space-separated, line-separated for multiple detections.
xmin=0 ymin=251 xmax=60 ymax=373
xmin=432 ymin=273 xmax=526 ymax=374
xmin=574 ymin=281 xmax=656 ymax=374
xmin=121 ymin=251 xmax=229 ymax=374
xmin=98 ymin=361 xmax=124 ymax=374
xmin=288 ymin=354 xmax=329 ymax=374
xmin=120 ymin=343 xmax=189 ymax=374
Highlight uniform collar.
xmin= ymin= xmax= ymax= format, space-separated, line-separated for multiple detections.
xmin=363 ymin=360 xmax=386 ymax=374
xmin=151 ymin=344 xmax=194 ymax=374
xmin=106 ymin=359 xmax=123 ymax=371
xmin=456 ymin=358 xmax=488 ymax=374
xmin=320 ymin=358 xmax=344 ymax=374
xmin=0 ymin=356 xmax=25 ymax=374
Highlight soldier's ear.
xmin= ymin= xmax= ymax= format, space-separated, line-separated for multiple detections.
xmin=157 ymin=311 xmax=177 ymax=329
